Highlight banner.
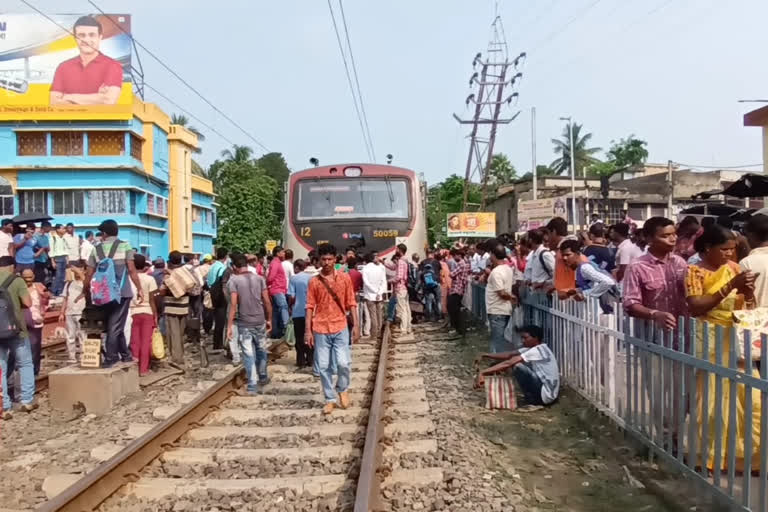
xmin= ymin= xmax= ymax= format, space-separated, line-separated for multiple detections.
xmin=0 ymin=14 xmax=133 ymax=120
xmin=517 ymin=195 xmax=568 ymax=231
xmin=446 ymin=212 xmax=496 ymax=238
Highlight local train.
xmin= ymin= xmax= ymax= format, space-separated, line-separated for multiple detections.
xmin=282 ymin=163 xmax=428 ymax=260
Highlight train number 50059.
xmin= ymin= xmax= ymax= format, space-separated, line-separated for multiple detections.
xmin=373 ymin=229 xmax=398 ymax=238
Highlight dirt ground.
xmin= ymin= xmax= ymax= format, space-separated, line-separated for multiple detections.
xmin=421 ymin=324 xmax=700 ymax=512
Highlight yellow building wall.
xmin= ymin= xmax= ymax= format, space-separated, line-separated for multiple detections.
xmin=167 ymin=124 xmax=199 ymax=253
xmin=191 ymin=175 xmax=214 ymax=195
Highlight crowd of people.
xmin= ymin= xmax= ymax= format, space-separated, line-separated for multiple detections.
xmin=468 ymin=211 xmax=768 ymax=470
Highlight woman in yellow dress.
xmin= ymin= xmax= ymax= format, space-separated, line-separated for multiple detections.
xmin=685 ymin=224 xmax=760 ymax=473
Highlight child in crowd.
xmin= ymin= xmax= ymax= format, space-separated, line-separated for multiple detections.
xmin=130 ymin=254 xmax=159 ymax=376
xmin=22 ymin=268 xmax=49 ymax=375
xmin=474 ymin=325 xmax=560 ymax=406
xmin=59 ymin=266 xmax=86 ymax=363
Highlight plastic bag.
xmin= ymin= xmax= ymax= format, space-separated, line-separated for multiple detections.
xmin=503 ymin=306 xmax=524 ymax=349
xmin=284 ymin=321 xmax=296 ymax=348
xmin=151 ymin=328 xmax=165 ymax=359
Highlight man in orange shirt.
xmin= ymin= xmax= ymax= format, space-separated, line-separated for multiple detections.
xmin=305 ymin=244 xmax=360 ymax=414
xmin=545 ymin=217 xmax=586 ymax=299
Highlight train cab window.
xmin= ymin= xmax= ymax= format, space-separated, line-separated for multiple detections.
xmin=296 ymin=179 xmax=408 ymax=220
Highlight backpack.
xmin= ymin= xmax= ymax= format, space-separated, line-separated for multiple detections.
xmin=210 ymin=266 xmax=231 ymax=308
xmin=539 ymin=249 xmax=553 ymax=278
xmin=423 ymin=264 xmax=438 ymax=290
xmin=90 ymin=240 xmax=126 ymax=306
xmin=0 ymin=274 xmax=21 ymax=341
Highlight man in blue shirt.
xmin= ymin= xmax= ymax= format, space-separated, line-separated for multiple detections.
xmin=34 ymin=221 xmax=51 ymax=284
xmin=288 ymin=259 xmax=313 ymax=369
xmin=14 ymin=224 xmax=38 ymax=274
xmin=207 ymin=247 xmax=229 ymax=351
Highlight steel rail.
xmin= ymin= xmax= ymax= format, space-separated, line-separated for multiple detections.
xmin=37 ymin=366 xmax=245 ymax=512
xmin=353 ymin=322 xmax=391 ymax=512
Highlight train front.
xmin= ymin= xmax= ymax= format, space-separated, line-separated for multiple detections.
xmin=283 ymin=164 xmax=420 ymax=259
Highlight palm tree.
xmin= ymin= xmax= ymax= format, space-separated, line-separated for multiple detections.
xmin=550 ymin=122 xmax=601 ymax=177
xmin=220 ymin=144 xmax=254 ymax=164
xmin=488 ymin=153 xmax=517 ymax=185
xmin=171 ymin=113 xmax=206 ymax=154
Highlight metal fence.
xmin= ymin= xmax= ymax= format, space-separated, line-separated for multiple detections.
xmin=469 ymin=282 xmax=768 ymax=511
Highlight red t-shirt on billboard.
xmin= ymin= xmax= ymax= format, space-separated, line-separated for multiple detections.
xmin=50 ymin=53 xmax=123 ymax=95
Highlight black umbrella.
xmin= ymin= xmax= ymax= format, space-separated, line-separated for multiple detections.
xmin=11 ymin=212 xmax=53 ymax=225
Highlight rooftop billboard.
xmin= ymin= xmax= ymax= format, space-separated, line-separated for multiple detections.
xmin=0 ymin=13 xmax=133 ymax=120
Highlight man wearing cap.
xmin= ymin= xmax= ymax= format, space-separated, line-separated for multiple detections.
xmin=0 ymin=219 xmax=14 ymax=274
xmin=34 ymin=222 xmax=52 ymax=283
xmin=49 ymin=224 xmax=69 ymax=296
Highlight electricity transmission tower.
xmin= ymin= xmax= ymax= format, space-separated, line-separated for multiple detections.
xmin=453 ymin=16 xmax=525 ymax=210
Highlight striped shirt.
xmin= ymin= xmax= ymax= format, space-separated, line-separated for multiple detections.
xmin=164 ymin=294 xmax=189 ymax=316
xmin=449 ymin=259 xmax=470 ymax=295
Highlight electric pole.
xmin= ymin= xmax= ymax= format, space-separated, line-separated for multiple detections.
xmin=453 ymin=15 xmax=525 ymax=210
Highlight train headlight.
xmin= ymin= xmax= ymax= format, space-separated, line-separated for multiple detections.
xmin=344 ymin=167 xmax=362 ymax=177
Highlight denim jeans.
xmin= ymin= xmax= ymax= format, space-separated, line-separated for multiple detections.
xmin=239 ymin=325 xmax=268 ymax=392
xmin=488 ymin=314 xmax=512 ymax=353
xmin=0 ymin=335 xmax=35 ymax=410
xmin=52 ymin=256 xmax=67 ymax=296
xmin=424 ymin=285 xmax=441 ymax=321
xmin=513 ymin=363 xmax=544 ymax=406
xmin=270 ymin=293 xmax=289 ymax=339
xmin=314 ymin=329 xmax=351 ymax=403
xmin=387 ymin=295 xmax=397 ymax=322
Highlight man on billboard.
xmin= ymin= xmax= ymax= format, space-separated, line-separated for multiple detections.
xmin=49 ymin=16 xmax=123 ymax=105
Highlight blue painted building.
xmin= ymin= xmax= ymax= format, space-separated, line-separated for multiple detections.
xmin=0 ymin=101 xmax=217 ymax=259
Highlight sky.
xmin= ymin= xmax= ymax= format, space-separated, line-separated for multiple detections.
xmin=18 ymin=0 xmax=768 ymax=185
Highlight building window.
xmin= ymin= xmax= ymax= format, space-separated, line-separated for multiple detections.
xmin=0 ymin=177 xmax=13 ymax=216
xmin=129 ymin=191 xmax=136 ymax=214
xmin=130 ymin=134 xmax=142 ymax=160
xmin=88 ymin=190 xmax=126 ymax=214
xmin=51 ymin=132 xmax=84 ymax=156
xmin=192 ymin=206 xmax=201 ymax=222
xmin=147 ymin=194 xmax=156 ymax=214
xmin=53 ymin=190 xmax=84 ymax=215
xmin=157 ymin=197 xmax=166 ymax=216
xmin=19 ymin=190 xmax=48 ymax=214
xmin=211 ymin=211 xmax=216 ymax=226
xmin=87 ymin=132 xmax=125 ymax=156
xmin=17 ymin=132 xmax=47 ymax=156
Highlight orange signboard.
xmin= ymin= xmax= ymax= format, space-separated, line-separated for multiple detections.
xmin=446 ymin=212 xmax=496 ymax=238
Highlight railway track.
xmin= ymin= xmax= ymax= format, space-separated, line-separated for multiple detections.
xmin=38 ymin=323 xmax=443 ymax=512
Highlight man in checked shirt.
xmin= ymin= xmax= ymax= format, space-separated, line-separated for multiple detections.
xmin=448 ymin=247 xmax=471 ymax=335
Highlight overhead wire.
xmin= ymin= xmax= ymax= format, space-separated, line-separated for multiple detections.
xmin=326 ymin=0 xmax=374 ymax=162
xmin=85 ymin=0 xmax=270 ymax=152
xmin=337 ymin=0 xmax=376 ymax=162
xmin=527 ymin=0 xmax=605 ymax=54
xmin=672 ymin=162 xmax=763 ymax=170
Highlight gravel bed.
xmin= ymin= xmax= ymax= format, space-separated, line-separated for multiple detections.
xmin=144 ymin=456 xmax=360 ymax=479
xmin=213 ymin=412 xmax=366 ymax=428
xmin=182 ymin=432 xmax=365 ymax=450
xmin=0 ymin=337 xmax=237 ymax=510
xmin=101 ymin=486 xmax=356 ymax=512
xmin=376 ymin=325 xmax=679 ymax=512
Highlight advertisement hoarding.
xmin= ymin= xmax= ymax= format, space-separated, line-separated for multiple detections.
xmin=0 ymin=13 xmax=133 ymax=120
xmin=517 ymin=196 xmax=568 ymax=231
xmin=446 ymin=212 xmax=496 ymax=238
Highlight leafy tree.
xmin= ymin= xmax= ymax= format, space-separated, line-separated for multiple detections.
xmin=221 ymin=144 xmax=254 ymax=164
xmin=519 ymin=164 xmax=557 ymax=181
xmin=255 ymin=152 xmax=291 ymax=223
xmin=551 ymin=122 xmax=601 ymax=177
xmin=588 ymin=160 xmax=617 ymax=177
xmin=191 ymin=159 xmax=206 ymax=177
xmin=427 ymin=174 xmax=481 ymax=246
xmin=607 ymin=135 xmax=648 ymax=169
xmin=488 ymin=153 xmax=517 ymax=185
xmin=216 ymin=160 xmax=280 ymax=252
xmin=171 ymin=113 xmax=206 ymax=154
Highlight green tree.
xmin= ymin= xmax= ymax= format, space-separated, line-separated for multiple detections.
xmin=216 ymin=160 xmax=280 ymax=252
xmin=221 ymin=144 xmax=254 ymax=164
xmin=170 ymin=113 xmax=206 ymax=154
xmin=588 ymin=160 xmax=617 ymax=177
xmin=488 ymin=153 xmax=517 ymax=185
xmin=519 ymin=164 xmax=558 ymax=181
xmin=427 ymin=174 xmax=481 ymax=246
xmin=191 ymin=159 xmax=207 ymax=177
xmin=551 ymin=122 xmax=601 ymax=177
xmin=607 ymin=135 xmax=649 ymax=168
xmin=255 ymin=152 xmax=291 ymax=223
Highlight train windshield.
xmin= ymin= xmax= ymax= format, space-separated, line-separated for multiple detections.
xmin=296 ymin=179 xmax=409 ymax=220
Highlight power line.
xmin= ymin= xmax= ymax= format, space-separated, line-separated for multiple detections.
xmin=326 ymin=0 xmax=374 ymax=162
xmin=528 ymin=0 xmax=605 ymax=54
xmin=337 ymin=0 xmax=376 ymax=162
xmin=86 ymin=0 xmax=269 ymax=152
